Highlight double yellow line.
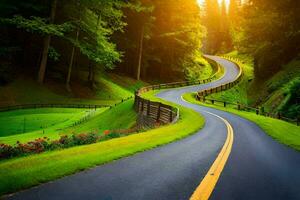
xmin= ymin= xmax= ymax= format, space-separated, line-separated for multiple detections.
xmin=190 ymin=111 xmax=234 ymax=200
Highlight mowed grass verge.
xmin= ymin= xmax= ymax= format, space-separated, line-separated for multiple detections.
xmin=0 ymin=91 xmax=204 ymax=196
xmin=183 ymin=93 xmax=300 ymax=151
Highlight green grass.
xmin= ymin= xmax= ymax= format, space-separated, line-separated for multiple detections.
xmin=68 ymin=100 xmax=137 ymax=134
xmin=208 ymin=51 xmax=254 ymax=105
xmin=0 ymin=108 xmax=108 ymax=145
xmin=183 ymin=93 xmax=300 ymax=151
xmin=0 ymin=90 xmax=204 ymax=196
xmin=0 ymin=100 xmax=139 ymax=145
xmin=0 ymin=108 xmax=88 ymax=136
xmin=0 ymin=72 xmax=146 ymax=145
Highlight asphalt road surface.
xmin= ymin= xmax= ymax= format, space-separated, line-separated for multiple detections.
xmin=7 ymin=56 xmax=300 ymax=200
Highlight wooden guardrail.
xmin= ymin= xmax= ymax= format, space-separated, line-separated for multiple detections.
xmin=135 ymin=55 xmax=222 ymax=126
xmin=196 ymin=57 xmax=299 ymax=126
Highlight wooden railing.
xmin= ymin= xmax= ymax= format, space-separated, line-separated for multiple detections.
xmin=196 ymin=57 xmax=299 ymax=126
xmin=135 ymin=55 xmax=222 ymax=126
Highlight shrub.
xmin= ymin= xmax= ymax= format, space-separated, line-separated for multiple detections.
xmin=0 ymin=144 xmax=18 ymax=159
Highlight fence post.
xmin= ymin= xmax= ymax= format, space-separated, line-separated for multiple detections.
xmin=260 ymin=107 xmax=264 ymax=115
xmin=147 ymin=100 xmax=150 ymax=116
xmin=224 ymin=102 xmax=226 ymax=107
xmin=211 ymin=100 xmax=214 ymax=104
xmin=141 ymin=99 xmax=144 ymax=113
xmin=256 ymin=108 xmax=259 ymax=115
xmin=237 ymin=104 xmax=241 ymax=110
xmin=157 ymin=103 xmax=161 ymax=122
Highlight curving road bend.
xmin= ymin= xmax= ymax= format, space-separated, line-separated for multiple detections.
xmin=7 ymin=56 xmax=300 ymax=200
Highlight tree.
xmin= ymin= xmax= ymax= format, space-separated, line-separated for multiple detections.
xmin=37 ymin=0 xmax=57 ymax=84
xmin=63 ymin=0 xmax=127 ymax=90
xmin=203 ymin=0 xmax=222 ymax=54
xmin=220 ymin=0 xmax=232 ymax=51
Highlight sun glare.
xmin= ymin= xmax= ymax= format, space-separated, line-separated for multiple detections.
xmin=197 ymin=0 xmax=231 ymax=10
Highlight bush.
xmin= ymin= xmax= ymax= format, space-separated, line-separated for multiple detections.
xmin=0 ymin=144 xmax=18 ymax=159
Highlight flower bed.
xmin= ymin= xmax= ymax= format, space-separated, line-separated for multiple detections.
xmin=0 ymin=129 xmax=137 ymax=160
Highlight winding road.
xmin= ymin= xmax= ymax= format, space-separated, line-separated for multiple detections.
xmin=8 ymin=56 xmax=300 ymax=200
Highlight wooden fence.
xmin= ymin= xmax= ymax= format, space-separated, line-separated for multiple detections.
xmin=134 ymin=55 xmax=222 ymax=126
xmin=0 ymin=96 xmax=134 ymax=112
xmin=135 ymin=95 xmax=178 ymax=125
xmin=0 ymin=103 xmax=109 ymax=112
xmin=196 ymin=57 xmax=299 ymax=126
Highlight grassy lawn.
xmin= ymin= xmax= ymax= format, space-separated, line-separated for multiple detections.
xmin=183 ymin=93 xmax=300 ymax=151
xmin=0 ymin=108 xmax=92 ymax=136
xmin=0 ymin=100 xmax=139 ymax=145
xmin=0 ymin=91 xmax=204 ymax=196
xmin=0 ymin=108 xmax=109 ymax=145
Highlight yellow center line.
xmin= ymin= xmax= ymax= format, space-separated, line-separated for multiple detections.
xmin=180 ymin=96 xmax=234 ymax=200
xmin=190 ymin=111 xmax=234 ymax=200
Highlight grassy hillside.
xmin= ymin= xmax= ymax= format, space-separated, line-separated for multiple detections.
xmin=0 ymin=73 xmax=146 ymax=107
xmin=206 ymin=51 xmax=299 ymax=120
xmin=251 ymin=59 xmax=300 ymax=118
xmin=0 ymin=73 xmax=147 ymax=145
xmin=207 ymin=51 xmax=254 ymax=105
xmin=184 ymin=52 xmax=214 ymax=81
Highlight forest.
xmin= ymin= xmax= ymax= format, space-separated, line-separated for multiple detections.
xmin=0 ymin=0 xmax=299 ymax=118
xmin=1 ymin=0 xmax=300 ymax=198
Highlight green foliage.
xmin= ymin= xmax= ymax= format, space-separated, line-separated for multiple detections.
xmin=48 ymin=46 xmax=60 ymax=61
xmin=0 ymin=16 xmax=73 ymax=36
xmin=279 ymin=78 xmax=300 ymax=118
xmin=238 ymin=0 xmax=300 ymax=79
xmin=183 ymin=52 xmax=213 ymax=81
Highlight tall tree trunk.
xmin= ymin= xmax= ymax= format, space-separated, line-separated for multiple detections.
xmin=66 ymin=28 xmax=79 ymax=91
xmin=88 ymin=15 xmax=101 ymax=89
xmin=66 ymin=0 xmax=81 ymax=92
xmin=136 ymin=25 xmax=144 ymax=81
xmin=88 ymin=60 xmax=92 ymax=81
xmin=37 ymin=0 xmax=57 ymax=84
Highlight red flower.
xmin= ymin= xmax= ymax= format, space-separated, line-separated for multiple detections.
xmin=103 ymin=130 xmax=110 ymax=135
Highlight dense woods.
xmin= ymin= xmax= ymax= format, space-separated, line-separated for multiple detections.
xmin=0 ymin=0 xmax=299 ymax=117
xmin=0 ymin=0 xmax=205 ymax=87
